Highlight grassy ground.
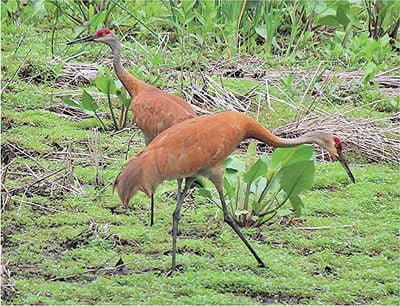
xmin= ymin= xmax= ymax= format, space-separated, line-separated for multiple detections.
xmin=2 ymin=22 xmax=399 ymax=305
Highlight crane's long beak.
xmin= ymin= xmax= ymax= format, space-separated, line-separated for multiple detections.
xmin=337 ymin=150 xmax=355 ymax=183
xmin=67 ymin=35 xmax=97 ymax=45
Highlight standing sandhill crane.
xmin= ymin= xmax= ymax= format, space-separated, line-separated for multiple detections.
xmin=113 ymin=111 xmax=355 ymax=275
xmin=67 ymin=29 xmax=197 ymax=226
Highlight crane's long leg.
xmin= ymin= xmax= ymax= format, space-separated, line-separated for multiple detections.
xmin=150 ymin=193 xmax=154 ymax=227
xmin=176 ymin=178 xmax=183 ymax=204
xmin=150 ymin=179 xmax=183 ymax=227
xmin=145 ymin=137 xmax=156 ymax=227
xmin=169 ymin=177 xmax=196 ymax=276
xmin=216 ymin=187 xmax=267 ymax=268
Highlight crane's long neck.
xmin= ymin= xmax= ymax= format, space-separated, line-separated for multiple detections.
xmin=108 ymin=41 xmax=146 ymax=97
xmin=246 ymin=120 xmax=324 ymax=149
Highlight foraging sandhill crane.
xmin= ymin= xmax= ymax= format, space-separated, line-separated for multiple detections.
xmin=113 ymin=111 xmax=355 ymax=275
xmin=67 ymin=29 xmax=197 ymax=226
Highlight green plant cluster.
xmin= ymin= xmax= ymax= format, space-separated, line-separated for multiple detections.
xmin=3 ymin=0 xmax=398 ymax=56
xmin=200 ymin=143 xmax=315 ymax=227
xmin=2 ymin=1 xmax=398 ymax=106
xmin=65 ymin=75 xmax=130 ymax=131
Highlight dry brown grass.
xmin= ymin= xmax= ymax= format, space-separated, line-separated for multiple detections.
xmin=56 ymin=57 xmax=400 ymax=163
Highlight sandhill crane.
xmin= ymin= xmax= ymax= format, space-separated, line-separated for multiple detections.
xmin=113 ymin=111 xmax=355 ymax=275
xmin=67 ymin=29 xmax=197 ymax=226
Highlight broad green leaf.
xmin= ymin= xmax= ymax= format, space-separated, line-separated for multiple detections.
xmin=336 ymin=4 xmax=350 ymax=27
xmin=63 ymin=98 xmax=81 ymax=109
xmin=243 ymin=159 xmax=268 ymax=184
xmin=223 ymin=177 xmax=236 ymax=199
xmin=82 ymin=90 xmax=98 ymax=112
xmin=197 ymin=188 xmax=213 ymax=200
xmin=260 ymin=153 xmax=270 ymax=165
xmin=280 ymin=160 xmax=315 ymax=197
xmin=288 ymin=194 xmax=304 ymax=217
xmin=270 ymin=145 xmax=314 ymax=172
xmin=245 ymin=141 xmax=257 ymax=171
xmin=95 ymin=77 xmax=117 ymax=95
xmin=88 ymin=5 xmax=95 ymax=25
xmin=95 ymin=77 xmax=110 ymax=93
xmin=224 ymin=156 xmax=245 ymax=173
xmin=317 ymin=15 xmax=340 ymax=27
xmin=258 ymin=170 xmax=283 ymax=204
xmin=117 ymin=87 xmax=131 ymax=108
xmin=363 ymin=62 xmax=377 ymax=83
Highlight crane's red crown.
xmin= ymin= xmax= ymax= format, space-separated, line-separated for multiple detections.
xmin=95 ymin=29 xmax=112 ymax=37
xmin=333 ymin=136 xmax=342 ymax=149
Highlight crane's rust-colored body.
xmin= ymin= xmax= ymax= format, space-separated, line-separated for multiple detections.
xmin=113 ymin=111 xmax=355 ymax=275
xmin=67 ymin=29 xmax=197 ymax=225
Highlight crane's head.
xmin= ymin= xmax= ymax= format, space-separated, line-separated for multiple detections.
xmin=315 ymin=133 xmax=355 ymax=183
xmin=67 ymin=29 xmax=118 ymax=47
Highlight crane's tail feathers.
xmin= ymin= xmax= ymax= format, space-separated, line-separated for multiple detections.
xmin=113 ymin=159 xmax=142 ymax=209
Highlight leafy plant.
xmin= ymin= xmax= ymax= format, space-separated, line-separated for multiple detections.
xmin=364 ymin=0 xmax=400 ymax=42
xmin=200 ymin=143 xmax=315 ymax=227
xmin=64 ymin=76 xmax=130 ymax=131
xmin=314 ymin=0 xmax=357 ymax=30
xmin=281 ymin=74 xmax=297 ymax=99
xmin=325 ymin=29 xmax=393 ymax=84
xmin=96 ymin=77 xmax=120 ymax=130
xmin=64 ymin=89 xmax=107 ymax=130
xmin=161 ymin=0 xmax=315 ymax=57
xmin=250 ymin=0 xmax=286 ymax=55
xmin=377 ymin=95 xmax=400 ymax=112
xmin=1 ymin=0 xmax=160 ymax=56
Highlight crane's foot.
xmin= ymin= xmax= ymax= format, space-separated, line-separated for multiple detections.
xmin=165 ymin=263 xmax=183 ymax=277
xmin=166 ymin=268 xmax=175 ymax=277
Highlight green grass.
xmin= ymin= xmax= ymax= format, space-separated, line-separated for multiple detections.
xmin=2 ymin=161 xmax=398 ymax=304
xmin=2 ymin=12 xmax=399 ymax=306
